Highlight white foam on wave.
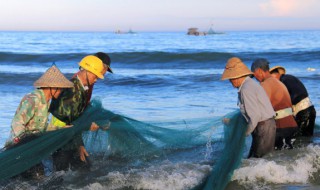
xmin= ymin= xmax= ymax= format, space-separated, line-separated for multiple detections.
xmin=0 ymin=65 xmax=76 ymax=74
xmin=82 ymin=183 xmax=105 ymax=190
xmin=232 ymin=145 xmax=320 ymax=185
xmin=91 ymin=161 xmax=211 ymax=190
xmin=117 ymin=68 xmax=224 ymax=77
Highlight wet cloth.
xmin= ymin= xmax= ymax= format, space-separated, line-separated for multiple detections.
xmin=248 ymin=118 xmax=276 ymax=158
xmin=295 ymin=106 xmax=316 ymax=136
xmin=260 ymin=76 xmax=297 ymax=148
xmin=280 ymin=74 xmax=316 ymax=137
xmin=237 ymin=77 xmax=276 ymax=158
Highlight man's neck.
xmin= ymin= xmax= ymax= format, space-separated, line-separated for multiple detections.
xmin=41 ymin=88 xmax=52 ymax=102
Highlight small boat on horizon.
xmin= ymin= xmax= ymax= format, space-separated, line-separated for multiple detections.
xmin=187 ymin=26 xmax=225 ymax=36
xmin=114 ymin=28 xmax=137 ymax=34
xmin=187 ymin=28 xmax=207 ymax=36
xmin=207 ymin=25 xmax=225 ymax=35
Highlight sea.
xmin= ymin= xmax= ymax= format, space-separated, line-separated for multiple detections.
xmin=0 ymin=30 xmax=319 ymax=190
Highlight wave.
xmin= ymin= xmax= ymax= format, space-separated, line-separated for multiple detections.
xmin=232 ymin=145 xmax=320 ymax=189
xmin=0 ymin=50 xmax=319 ymax=68
xmin=0 ymin=68 xmax=222 ymax=88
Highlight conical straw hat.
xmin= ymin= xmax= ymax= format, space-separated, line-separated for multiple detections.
xmin=221 ymin=57 xmax=252 ymax=80
xmin=269 ymin=66 xmax=286 ymax=75
xmin=34 ymin=65 xmax=74 ymax=88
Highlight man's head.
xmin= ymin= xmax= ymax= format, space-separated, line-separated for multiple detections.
xmin=269 ymin=66 xmax=286 ymax=80
xmin=251 ymin=58 xmax=271 ymax=82
xmin=34 ymin=65 xmax=74 ymax=99
xmin=78 ymin=55 xmax=106 ymax=86
xmin=221 ymin=57 xmax=252 ymax=88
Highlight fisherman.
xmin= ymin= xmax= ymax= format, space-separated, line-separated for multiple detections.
xmin=251 ymin=59 xmax=298 ymax=150
xmin=221 ymin=57 xmax=276 ymax=158
xmin=76 ymin=52 xmax=112 ymax=107
xmin=5 ymin=65 xmax=74 ymax=177
xmin=49 ymin=53 xmax=113 ymax=171
xmin=270 ymin=66 xmax=316 ymax=136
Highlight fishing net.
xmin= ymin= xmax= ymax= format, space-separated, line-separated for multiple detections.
xmin=193 ymin=111 xmax=248 ymax=190
xmin=0 ymin=99 xmax=247 ymax=190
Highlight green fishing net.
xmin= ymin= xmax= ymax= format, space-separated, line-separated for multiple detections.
xmin=0 ymin=99 xmax=248 ymax=190
xmin=193 ymin=111 xmax=248 ymax=190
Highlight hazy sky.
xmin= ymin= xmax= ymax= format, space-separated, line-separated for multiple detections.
xmin=0 ymin=0 xmax=319 ymax=32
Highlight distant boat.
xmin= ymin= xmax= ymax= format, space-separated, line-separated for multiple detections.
xmin=127 ymin=29 xmax=136 ymax=34
xmin=187 ymin=28 xmax=207 ymax=36
xmin=207 ymin=25 xmax=225 ymax=35
xmin=114 ymin=29 xmax=137 ymax=34
xmin=114 ymin=29 xmax=125 ymax=34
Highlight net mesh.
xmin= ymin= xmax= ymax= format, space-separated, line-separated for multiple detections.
xmin=193 ymin=111 xmax=248 ymax=190
xmin=0 ymin=99 xmax=248 ymax=189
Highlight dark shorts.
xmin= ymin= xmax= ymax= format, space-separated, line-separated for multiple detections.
xmin=295 ymin=106 xmax=316 ymax=137
xmin=275 ymin=127 xmax=297 ymax=150
xmin=248 ymin=118 xmax=276 ymax=158
xmin=52 ymin=148 xmax=90 ymax=171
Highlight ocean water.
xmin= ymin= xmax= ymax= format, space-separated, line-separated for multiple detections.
xmin=0 ymin=31 xmax=319 ymax=190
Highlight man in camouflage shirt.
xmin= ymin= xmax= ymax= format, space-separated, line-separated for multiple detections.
xmin=6 ymin=65 xmax=73 ymax=178
xmin=7 ymin=65 xmax=73 ymax=146
xmin=49 ymin=53 xmax=113 ymax=171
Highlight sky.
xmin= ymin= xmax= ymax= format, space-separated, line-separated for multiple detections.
xmin=0 ymin=0 xmax=319 ymax=32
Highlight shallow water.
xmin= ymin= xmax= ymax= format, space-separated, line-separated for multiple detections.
xmin=0 ymin=31 xmax=319 ymax=189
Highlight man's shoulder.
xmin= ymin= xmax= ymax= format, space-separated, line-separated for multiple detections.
xmin=242 ymin=77 xmax=259 ymax=89
xmin=21 ymin=90 xmax=42 ymax=103
xmin=281 ymin=74 xmax=301 ymax=84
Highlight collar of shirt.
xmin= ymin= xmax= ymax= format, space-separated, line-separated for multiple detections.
xmin=77 ymin=75 xmax=89 ymax=91
xmin=238 ymin=76 xmax=250 ymax=92
xmin=37 ymin=89 xmax=48 ymax=105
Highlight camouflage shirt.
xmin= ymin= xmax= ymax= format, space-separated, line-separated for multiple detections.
xmin=49 ymin=76 xmax=88 ymax=124
xmin=10 ymin=89 xmax=50 ymax=141
xmin=49 ymin=77 xmax=89 ymax=149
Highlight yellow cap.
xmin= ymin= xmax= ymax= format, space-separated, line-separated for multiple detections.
xmin=79 ymin=55 xmax=104 ymax=79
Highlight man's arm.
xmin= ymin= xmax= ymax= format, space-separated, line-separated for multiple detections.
xmin=11 ymin=97 xmax=36 ymax=141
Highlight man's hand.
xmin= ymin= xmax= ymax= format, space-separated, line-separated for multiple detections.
xmin=79 ymin=146 xmax=89 ymax=162
xmin=223 ymin=118 xmax=230 ymax=125
xmin=13 ymin=137 xmax=20 ymax=144
xmin=101 ymin=121 xmax=111 ymax=131
xmin=90 ymin=122 xmax=99 ymax=131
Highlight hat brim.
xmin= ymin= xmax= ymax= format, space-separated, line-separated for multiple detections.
xmin=107 ymin=65 xmax=113 ymax=73
xmin=269 ymin=66 xmax=286 ymax=75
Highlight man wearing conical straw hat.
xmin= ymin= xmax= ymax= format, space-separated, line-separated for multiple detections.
xmin=270 ymin=66 xmax=316 ymax=136
xmin=7 ymin=65 xmax=73 ymax=146
xmin=49 ymin=53 xmax=113 ymax=171
xmin=5 ymin=65 xmax=73 ymax=178
xmin=221 ymin=57 xmax=276 ymax=158
xmin=251 ymin=59 xmax=298 ymax=150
